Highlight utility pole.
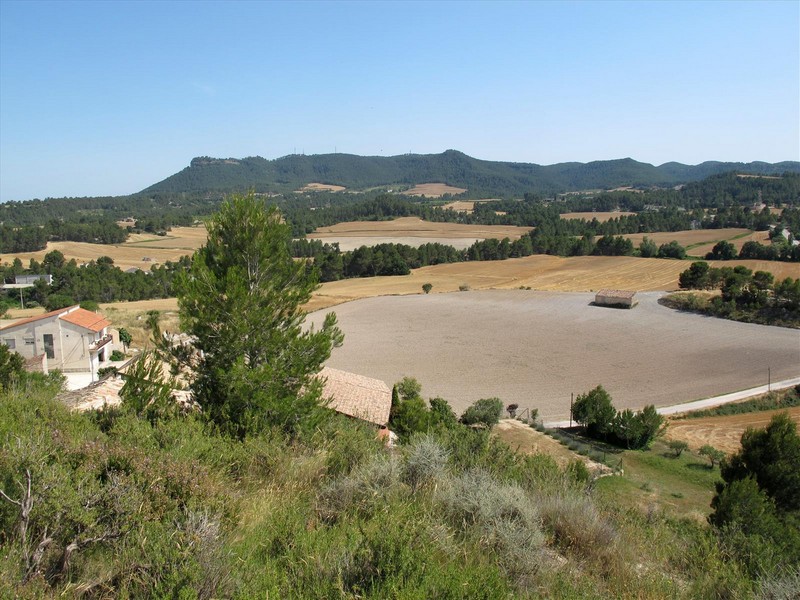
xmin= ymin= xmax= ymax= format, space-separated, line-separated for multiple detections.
xmin=570 ymin=393 xmax=573 ymax=428
xmin=768 ymin=367 xmax=771 ymax=392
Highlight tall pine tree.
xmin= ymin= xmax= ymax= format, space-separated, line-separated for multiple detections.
xmin=174 ymin=193 xmax=343 ymax=438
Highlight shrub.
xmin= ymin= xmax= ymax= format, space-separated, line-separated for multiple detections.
xmin=422 ymin=283 xmax=433 ymax=294
xmin=572 ymin=385 xmax=615 ymax=438
xmin=458 ymin=283 xmax=470 ymax=291
xmin=402 ymin=435 xmax=449 ymax=492
xmin=668 ymin=439 xmax=689 ymax=457
xmin=110 ymin=349 xmax=126 ymax=361
xmin=0 ymin=345 xmax=24 ymax=391
xmin=436 ymin=469 xmax=545 ymax=586
xmin=428 ymin=397 xmax=458 ymax=429
xmin=97 ymin=366 xmax=118 ymax=378
xmin=566 ymin=459 xmax=590 ymax=483
xmin=539 ymin=491 xmax=616 ymax=562
xmin=756 ymin=567 xmax=800 ymax=600
xmin=316 ymin=452 xmax=410 ymax=523
xmin=323 ymin=419 xmax=383 ymax=477
xmin=699 ymin=444 xmax=725 ymax=468
xmin=460 ymin=397 xmax=504 ymax=428
xmin=390 ymin=395 xmax=430 ymax=442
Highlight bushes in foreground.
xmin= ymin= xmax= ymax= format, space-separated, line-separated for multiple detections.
xmin=1 ymin=375 xmax=790 ymax=598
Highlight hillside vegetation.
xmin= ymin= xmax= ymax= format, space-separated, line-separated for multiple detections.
xmin=143 ymin=150 xmax=800 ymax=196
xmin=2 ymin=195 xmax=798 ymax=598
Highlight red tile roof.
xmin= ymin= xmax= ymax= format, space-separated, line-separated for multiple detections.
xmin=60 ymin=308 xmax=110 ymax=332
xmin=0 ymin=306 xmax=72 ymax=331
xmin=0 ymin=305 xmax=110 ymax=333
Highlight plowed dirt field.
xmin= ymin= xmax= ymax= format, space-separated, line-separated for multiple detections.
xmin=308 ymin=290 xmax=800 ymax=418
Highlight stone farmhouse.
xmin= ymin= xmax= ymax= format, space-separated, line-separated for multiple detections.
xmin=0 ymin=306 xmax=114 ymax=380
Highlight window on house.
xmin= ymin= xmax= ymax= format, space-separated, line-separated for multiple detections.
xmin=2 ymin=339 xmax=14 ymax=349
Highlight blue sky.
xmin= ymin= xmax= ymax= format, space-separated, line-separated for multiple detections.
xmin=1 ymin=0 xmax=798 ymax=201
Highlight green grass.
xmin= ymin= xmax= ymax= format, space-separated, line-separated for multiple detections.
xmin=596 ymin=440 xmax=720 ymax=520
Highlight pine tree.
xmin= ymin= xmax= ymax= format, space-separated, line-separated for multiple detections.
xmin=174 ymin=193 xmax=343 ymax=438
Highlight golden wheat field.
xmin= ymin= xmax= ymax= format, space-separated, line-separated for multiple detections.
xmin=310 ymin=216 xmax=530 ymax=239
xmin=401 ymin=183 xmax=467 ymax=197
xmin=303 ymin=255 xmax=798 ymax=312
xmin=688 ymin=230 xmax=772 ymax=256
xmin=560 ymin=211 xmax=637 ymax=221
xmin=0 ymin=226 xmax=208 ymax=270
xmin=297 ymin=182 xmax=346 ymax=192
xmin=619 ymin=228 xmax=753 ymax=249
xmin=440 ymin=199 xmax=501 ymax=213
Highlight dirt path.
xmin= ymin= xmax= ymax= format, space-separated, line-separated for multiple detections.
xmin=494 ymin=419 xmax=610 ymax=474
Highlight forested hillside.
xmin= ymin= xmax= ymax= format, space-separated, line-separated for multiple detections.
xmin=143 ymin=150 xmax=800 ymax=197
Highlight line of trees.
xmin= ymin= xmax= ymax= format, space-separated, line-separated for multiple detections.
xmin=0 ymin=251 xmax=190 ymax=309
xmin=0 ymin=219 xmax=129 ymax=253
xmin=571 ymin=385 xmax=665 ymax=449
xmin=705 ymin=237 xmax=800 ymax=262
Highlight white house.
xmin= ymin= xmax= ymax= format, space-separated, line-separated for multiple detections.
xmin=0 ymin=305 xmax=113 ymax=380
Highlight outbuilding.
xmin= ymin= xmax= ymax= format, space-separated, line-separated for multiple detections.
xmin=318 ymin=366 xmax=392 ymax=427
xmin=594 ymin=289 xmax=637 ymax=309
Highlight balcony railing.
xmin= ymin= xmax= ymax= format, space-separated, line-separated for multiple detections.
xmin=88 ymin=334 xmax=112 ymax=352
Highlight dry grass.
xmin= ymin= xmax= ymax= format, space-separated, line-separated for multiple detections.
xmin=619 ymin=228 xmax=752 ymax=249
xmin=440 ymin=199 xmax=500 ymax=214
xmin=0 ymin=226 xmax=208 ymax=270
xmin=297 ymin=182 xmax=346 ymax=192
xmin=494 ymin=420 xmax=609 ymax=473
xmin=664 ymin=407 xmax=800 ymax=455
xmin=401 ymin=183 xmax=467 ymax=197
xmin=560 ymin=211 xmax=636 ymax=222
xmin=689 ymin=230 xmax=771 ymax=256
xmin=309 ymin=216 xmax=530 ymax=240
xmin=304 ymin=255 xmax=798 ymax=312
xmin=441 ymin=201 xmax=476 ymax=213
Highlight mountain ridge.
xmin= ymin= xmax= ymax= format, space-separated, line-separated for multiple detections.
xmin=142 ymin=150 xmax=800 ymax=197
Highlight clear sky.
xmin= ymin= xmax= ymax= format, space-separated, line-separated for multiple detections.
xmin=1 ymin=0 xmax=798 ymax=201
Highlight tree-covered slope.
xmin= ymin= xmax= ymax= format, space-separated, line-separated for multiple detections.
xmin=142 ymin=150 xmax=800 ymax=196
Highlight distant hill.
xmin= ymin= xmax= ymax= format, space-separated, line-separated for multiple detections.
xmin=142 ymin=150 xmax=800 ymax=197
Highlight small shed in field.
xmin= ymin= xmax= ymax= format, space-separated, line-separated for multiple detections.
xmin=594 ymin=289 xmax=637 ymax=308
